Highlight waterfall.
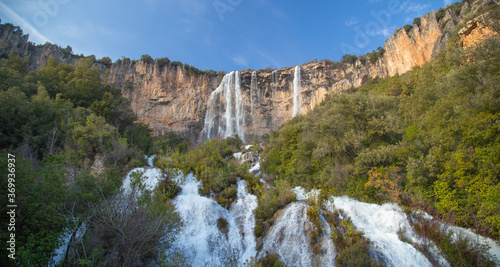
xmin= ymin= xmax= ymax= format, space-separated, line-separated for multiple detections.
xmin=121 ymin=167 xmax=163 ymax=196
xmin=272 ymin=70 xmax=278 ymax=88
xmin=172 ymin=176 xmax=258 ymax=266
xmin=330 ymin=196 xmax=449 ymax=267
xmin=260 ymin=202 xmax=336 ymax=266
xmin=202 ymin=71 xmax=246 ymax=142
xmin=292 ymin=66 xmax=302 ymax=117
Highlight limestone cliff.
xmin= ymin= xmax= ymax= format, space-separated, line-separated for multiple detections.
xmin=106 ymin=59 xmax=220 ymax=143
xmin=0 ymin=0 xmax=498 ymax=143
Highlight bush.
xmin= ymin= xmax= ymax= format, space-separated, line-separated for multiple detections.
xmin=413 ymin=17 xmax=421 ymax=27
xmin=341 ymin=54 xmax=358 ymax=65
xmin=69 ymin=191 xmax=181 ymax=266
xmin=404 ymin=24 xmax=412 ymax=33
xmin=98 ymin=56 xmax=112 ymax=65
xmin=140 ymin=54 xmax=154 ymax=64
xmin=256 ymin=253 xmax=285 ymax=267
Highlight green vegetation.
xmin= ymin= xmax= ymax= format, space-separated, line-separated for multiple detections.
xmin=262 ymin=32 xmax=500 ymax=256
xmin=254 ymin=253 xmax=286 ymax=267
xmin=327 ymin=209 xmax=379 ymax=266
xmin=413 ymin=17 xmax=421 ymax=27
xmin=157 ymin=136 xmax=260 ymax=208
xmin=437 ymin=8 xmax=446 ymax=21
xmin=341 ymin=54 xmax=358 ymax=65
xmin=140 ymin=54 xmax=154 ymax=64
xmin=254 ymin=180 xmax=296 ymax=239
xmin=0 ymin=53 xmax=184 ymax=265
xmin=404 ymin=24 xmax=413 ymax=33
xmin=410 ymin=213 xmax=496 ymax=266
xmin=98 ymin=56 xmax=112 ymax=65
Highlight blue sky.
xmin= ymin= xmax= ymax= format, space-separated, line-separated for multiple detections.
xmin=0 ymin=0 xmax=459 ymax=71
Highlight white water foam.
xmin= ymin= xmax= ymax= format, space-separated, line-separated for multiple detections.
xmin=172 ymin=175 xmax=257 ymax=266
xmin=330 ymin=196 xmax=448 ymax=267
xmin=260 ymin=202 xmax=336 ymax=266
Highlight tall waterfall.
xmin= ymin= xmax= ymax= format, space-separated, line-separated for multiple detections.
xmin=292 ymin=66 xmax=302 ymax=117
xmin=202 ymin=71 xmax=246 ymax=142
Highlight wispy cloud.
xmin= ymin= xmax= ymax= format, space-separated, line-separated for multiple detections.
xmin=405 ymin=2 xmax=431 ymax=14
xmin=345 ymin=17 xmax=359 ymax=26
xmin=231 ymin=55 xmax=248 ymax=67
xmin=258 ymin=0 xmax=287 ymax=19
xmin=443 ymin=0 xmax=453 ymax=6
xmin=0 ymin=1 xmax=51 ymax=44
xmin=175 ymin=0 xmax=207 ymax=15
xmin=368 ymin=26 xmax=396 ymax=37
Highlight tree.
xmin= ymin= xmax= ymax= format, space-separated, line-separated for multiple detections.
xmin=140 ymin=54 xmax=154 ymax=64
xmin=69 ymin=172 xmax=182 ymax=266
xmin=0 ymin=87 xmax=31 ymax=149
xmin=341 ymin=54 xmax=358 ymax=65
xmin=70 ymin=113 xmax=116 ymax=157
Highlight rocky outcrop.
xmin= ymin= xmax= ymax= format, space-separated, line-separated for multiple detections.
xmin=1 ymin=0 xmax=498 ymax=143
xmin=459 ymin=13 xmax=499 ymax=48
xmin=0 ymin=20 xmax=82 ymax=71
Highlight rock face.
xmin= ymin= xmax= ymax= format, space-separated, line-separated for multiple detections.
xmin=106 ymin=59 xmax=220 ymax=143
xmin=0 ymin=0 xmax=498 ymax=143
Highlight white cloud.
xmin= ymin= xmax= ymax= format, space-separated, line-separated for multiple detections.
xmin=368 ymin=26 xmax=396 ymax=37
xmin=405 ymin=2 xmax=431 ymax=14
xmin=231 ymin=55 xmax=248 ymax=67
xmin=443 ymin=0 xmax=453 ymax=6
xmin=0 ymin=1 xmax=51 ymax=44
xmin=345 ymin=17 xmax=359 ymax=26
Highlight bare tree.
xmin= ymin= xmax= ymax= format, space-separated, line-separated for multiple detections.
xmin=68 ymin=188 xmax=182 ymax=266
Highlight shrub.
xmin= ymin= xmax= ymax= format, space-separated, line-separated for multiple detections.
xmin=98 ymin=56 xmax=112 ymax=65
xmin=341 ymin=54 xmax=358 ymax=65
xmin=413 ymin=17 xmax=421 ymax=27
xmin=140 ymin=54 xmax=154 ymax=64
xmin=404 ymin=24 xmax=412 ymax=33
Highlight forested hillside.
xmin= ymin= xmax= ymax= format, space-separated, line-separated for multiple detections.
xmin=262 ymin=33 xmax=500 ymax=240
xmin=0 ymin=55 xmax=187 ymax=266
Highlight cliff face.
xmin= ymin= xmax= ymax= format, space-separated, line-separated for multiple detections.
xmin=1 ymin=0 xmax=498 ymax=143
xmin=106 ymin=60 xmax=220 ymax=142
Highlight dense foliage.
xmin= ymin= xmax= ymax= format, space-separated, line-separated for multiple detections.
xmin=0 ymin=54 xmax=184 ymax=266
xmin=262 ymin=36 xmax=500 ymax=242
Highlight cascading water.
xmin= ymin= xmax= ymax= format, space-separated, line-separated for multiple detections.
xmin=292 ymin=66 xmax=302 ymax=117
xmin=121 ymin=155 xmax=163 ymax=195
xmin=172 ymin=176 xmax=258 ymax=266
xmin=202 ymin=71 xmax=246 ymax=142
xmin=230 ymin=180 xmax=258 ymax=264
xmin=260 ymin=202 xmax=336 ymax=266
xmin=330 ymin=196 xmax=449 ymax=267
